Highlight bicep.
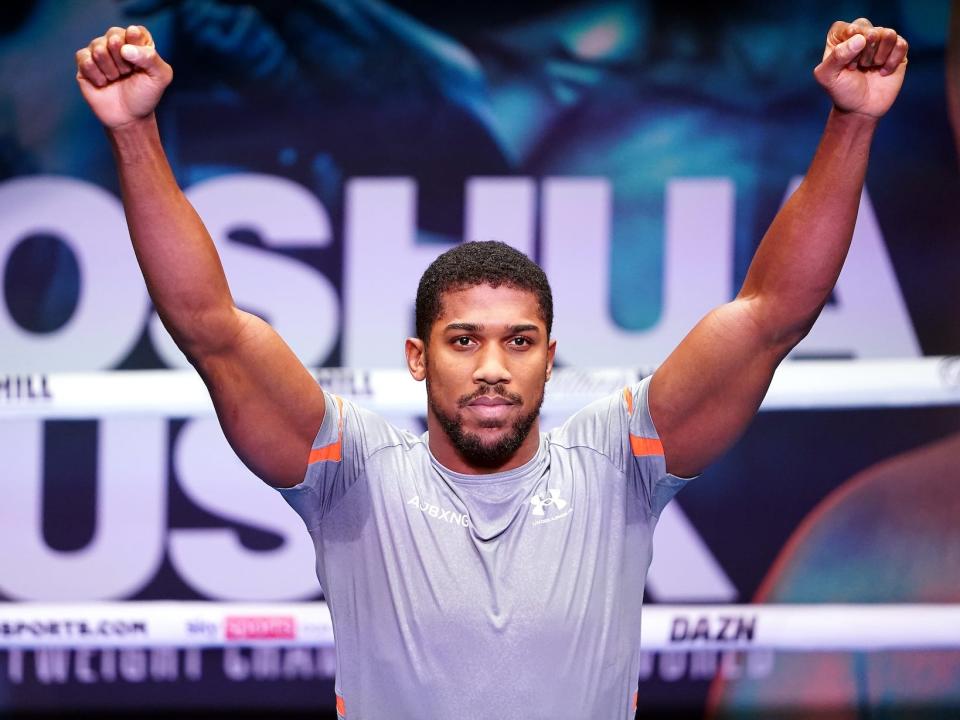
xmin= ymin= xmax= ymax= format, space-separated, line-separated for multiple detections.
xmin=194 ymin=309 xmax=326 ymax=489
xmin=649 ymin=298 xmax=792 ymax=477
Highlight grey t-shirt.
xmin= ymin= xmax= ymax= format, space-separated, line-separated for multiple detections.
xmin=277 ymin=377 xmax=689 ymax=719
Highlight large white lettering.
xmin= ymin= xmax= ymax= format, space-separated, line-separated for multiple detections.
xmin=542 ymin=177 xmax=734 ymax=367
xmin=0 ymin=418 xmax=166 ymax=600
xmin=0 ymin=415 xmax=320 ymax=601
xmin=1 ymin=173 xmax=921 ymax=371
xmin=464 ymin=177 xmax=536 ymax=252
xmin=342 ymin=178 xmax=448 ymax=366
xmin=342 ymin=177 xmax=537 ymax=368
xmin=167 ymin=418 xmax=321 ymax=600
xmin=0 ymin=176 xmax=148 ymax=372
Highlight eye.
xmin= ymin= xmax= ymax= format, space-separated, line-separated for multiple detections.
xmin=509 ymin=336 xmax=532 ymax=347
xmin=453 ymin=336 xmax=475 ymax=347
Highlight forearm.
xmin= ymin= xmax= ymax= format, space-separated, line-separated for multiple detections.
xmin=109 ymin=115 xmax=237 ymax=359
xmin=738 ymin=108 xmax=877 ymax=346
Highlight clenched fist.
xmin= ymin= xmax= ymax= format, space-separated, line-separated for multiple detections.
xmin=814 ymin=19 xmax=908 ymax=119
xmin=75 ymin=25 xmax=173 ymax=130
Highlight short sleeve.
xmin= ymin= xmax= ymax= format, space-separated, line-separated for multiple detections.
xmin=274 ymin=390 xmax=366 ymax=532
xmin=552 ymin=375 xmax=693 ymax=517
xmin=624 ymin=376 xmax=693 ymax=517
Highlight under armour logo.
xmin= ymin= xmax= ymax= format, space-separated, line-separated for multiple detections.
xmin=530 ymin=489 xmax=568 ymax=516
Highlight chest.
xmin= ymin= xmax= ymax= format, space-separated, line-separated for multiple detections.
xmin=319 ymin=447 xmax=653 ymax=626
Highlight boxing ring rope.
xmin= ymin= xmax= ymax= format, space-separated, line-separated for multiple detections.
xmin=2 ymin=356 xmax=960 ymax=419
xmin=1 ymin=602 xmax=959 ymax=651
xmin=2 ymin=357 xmax=958 ymax=655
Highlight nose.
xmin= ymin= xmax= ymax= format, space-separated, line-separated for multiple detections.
xmin=473 ymin=344 xmax=511 ymax=386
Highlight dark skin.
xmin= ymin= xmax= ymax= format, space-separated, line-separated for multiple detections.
xmin=76 ymin=19 xmax=907 ymax=485
xmin=404 ymin=284 xmax=556 ymax=474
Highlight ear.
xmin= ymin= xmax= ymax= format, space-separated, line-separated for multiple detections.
xmin=545 ymin=338 xmax=557 ymax=382
xmin=405 ymin=337 xmax=426 ymax=381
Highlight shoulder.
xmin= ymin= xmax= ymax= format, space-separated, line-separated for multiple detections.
xmin=338 ymin=395 xmax=422 ymax=454
xmin=547 ymin=379 xmax=653 ymax=470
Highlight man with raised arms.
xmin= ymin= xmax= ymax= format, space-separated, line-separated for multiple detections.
xmin=75 ymin=18 xmax=907 ymax=719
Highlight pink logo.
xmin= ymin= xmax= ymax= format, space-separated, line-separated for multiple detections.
xmin=225 ymin=616 xmax=295 ymax=640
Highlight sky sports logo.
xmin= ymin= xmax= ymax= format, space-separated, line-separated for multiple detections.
xmin=225 ymin=616 xmax=296 ymax=641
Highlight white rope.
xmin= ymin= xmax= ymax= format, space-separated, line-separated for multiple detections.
xmin=1 ymin=602 xmax=958 ymax=651
xmin=1 ymin=357 xmax=958 ymax=419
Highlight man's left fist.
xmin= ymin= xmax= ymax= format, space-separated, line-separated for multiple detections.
xmin=814 ymin=19 xmax=908 ymax=119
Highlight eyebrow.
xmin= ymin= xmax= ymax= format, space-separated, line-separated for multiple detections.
xmin=443 ymin=322 xmax=541 ymax=334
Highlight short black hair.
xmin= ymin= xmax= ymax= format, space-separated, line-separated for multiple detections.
xmin=415 ymin=241 xmax=553 ymax=341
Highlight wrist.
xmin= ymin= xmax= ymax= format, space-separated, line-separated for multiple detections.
xmin=106 ymin=114 xmax=163 ymax=163
xmin=826 ymin=106 xmax=880 ymax=145
xmin=829 ymin=104 xmax=882 ymax=128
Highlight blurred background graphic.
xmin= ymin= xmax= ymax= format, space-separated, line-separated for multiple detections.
xmin=1 ymin=1 xmax=959 ymax=718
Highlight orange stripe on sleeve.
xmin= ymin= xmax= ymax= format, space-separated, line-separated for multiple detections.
xmin=622 ymin=386 xmax=634 ymax=416
xmin=308 ymin=442 xmax=341 ymax=463
xmin=308 ymin=396 xmax=344 ymax=464
xmin=335 ymin=693 xmax=346 ymax=716
xmin=629 ymin=434 xmax=663 ymax=457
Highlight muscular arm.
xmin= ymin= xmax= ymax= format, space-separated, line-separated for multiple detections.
xmin=78 ymin=26 xmax=324 ymax=488
xmin=650 ymin=20 xmax=908 ymax=478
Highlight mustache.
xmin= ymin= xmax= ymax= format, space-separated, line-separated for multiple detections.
xmin=457 ymin=384 xmax=523 ymax=408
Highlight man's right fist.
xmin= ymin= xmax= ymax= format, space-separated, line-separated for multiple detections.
xmin=75 ymin=25 xmax=173 ymax=130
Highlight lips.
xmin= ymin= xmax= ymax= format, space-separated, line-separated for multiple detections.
xmin=464 ymin=394 xmax=517 ymax=423
xmin=459 ymin=386 xmax=523 ymax=409
xmin=468 ymin=396 xmax=514 ymax=407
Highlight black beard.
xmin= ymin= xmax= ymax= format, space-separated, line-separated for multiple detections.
xmin=428 ymin=382 xmax=544 ymax=470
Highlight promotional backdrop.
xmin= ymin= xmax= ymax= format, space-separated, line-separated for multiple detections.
xmin=1 ymin=0 xmax=959 ymax=717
